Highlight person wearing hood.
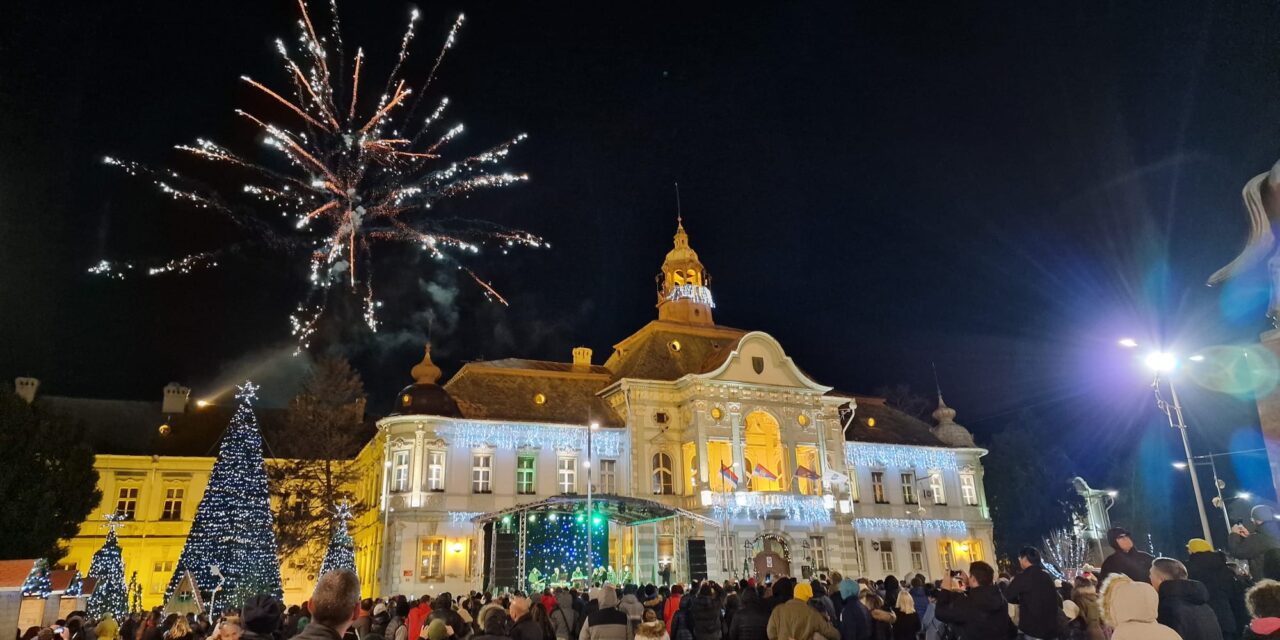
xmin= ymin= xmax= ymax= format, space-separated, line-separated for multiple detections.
xmin=764 ymin=581 xmax=838 ymax=640
xmin=1005 ymin=547 xmax=1062 ymax=640
xmin=1099 ymin=575 xmax=1180 ymax=640
xmin=1069 ymin=577 xmax=1105 ymax=640
xmin=835 ymin=580 xmax=870 ymax=640
xmin=727 ymin=588 xmax=768 ymax=640
xmin=619 ymin=586 xmax=645 ymax=638
xmin=879 ymin=577 xmax=899 ymax=619
xmin=407 ymin=598 xmax=433 ymax=640
xmin=934 ymin=561 xmax=1015 ymax=640
xmin=1100 ymin=527 xmax=1157 ymax=584
xmin=1244 ymin=579 xmax=1280 ymax=639
xmin=580 ymin=585 xmax=628 ymax=640
xmin=1187 ymin=538 xmax=1250 ymax=640
xmin=808 ymin=582 xmax=837 ymax=623
xmin=551 ymin=592 xmax=579 ymax=640
xmin=1232 ymin=505 xmax=1280 ymax=582
xmin=688 ymin=584 xmax=723 ymax=640
xmin=634 ymin=611 xmax=668 ymax=640
xmin=662 ymin=587 xmax=683 ymax=632
xmin=1150 ymin=557 xmax=1225 ymax=640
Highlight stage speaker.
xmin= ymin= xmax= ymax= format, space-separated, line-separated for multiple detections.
xmin=687 ymin=539 xmax=708 ymax=582
xmin=487 ymin=523 xmax=519 ymax=592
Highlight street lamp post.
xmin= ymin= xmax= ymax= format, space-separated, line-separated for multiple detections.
xmin=586 ymin=422 xmax=599 ymax=576
xmin=1174 ymin=448 xmax=1267 ymax=539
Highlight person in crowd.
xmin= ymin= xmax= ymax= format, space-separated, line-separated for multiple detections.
xmin=407 ymin=597 xmax=433 ymax=640
xmin=470 ymin=614 xmax=510 ymax=640
xmin=858 ymin=593 xmax=893 ymax=640
xmin=880 ymin=577 xmax=899 ymax=619
xmin=727 ymin=586 xmax=768 ymax=640
xmin=371 ymin=604 xmax=391 ymax=637
xmin=477 ymin=599 xmax=506 ymax=637
xmin=296 ymin=570 xmax=363 ymax=640
xmin=551 ymin=591 xmax=579 ymax=640
xmin=1244 ymin=579 xmax=1280 ymax=639
xmin=1059 ymin=600 xmax=1085 ymax=640
xmin=721 ymin=590 xmax=739 ymax=640
xmin=643 ymin=587 xmax=663 ymax=619
xmin=1232 ymin=506 xmax=1280 ymax=582
xmin=298 ymin=604 xmax=313 ymax=636
xmin=283 ymin=608 xmax=302 ymax=640
xmin=164 ymin=617 xmax=193 ymax=640
xmin=509 ymin=598 xmax=542 ymax=640
xmin=353 ymin=601 xmax=374 ymax=640
xmin=763 ymin=580 xmax=837 ymax=640
xmin=1069 ymin=576 xmax=1104 ymax=640
xmin=668 ymin=585 xmax=695 ymax=640
xmin=214 ymin=618 xmax=243 ymax=640
xmin=906 ymin=577 xmax=928 ymax=620
xmin=620 ymin=585 xmax=645 ymax=638
xmin=542 ymin=592 xmax=558 ymax=617
xmin=688 ymin=583 xmax=723 ymax=640
xmin=1101 ymin=527 xmax=1157 ymax=584
xmin=529 ymin=599 xmax=554 ymax=640
xmin=634 ymin=611 xmax=668 ymax=640
xmin=1005 ymin=546 xmax=1063 ymax=640
xmin=430 ymin=594 xmax=469 ymax=640
xmin=97 ymin=614 xmax=120 ymax=640
xmin=241 ymin=595 xmax=284 ymax=640
xmin=934 ymin=561 xmax=1015 ymax=640
xmin=1187 ymin=538 xmax=1250 ymax=640
xmin=663 ymin=587 xmax=683 ymax=631
xmin=826 ymin=574 xmax=845 ymax=615
xmin=808 ymin=582 xmax=836 ymax=623
xmin=915 ymin=588 xmax=943 ymax=640
xmin=1150 ymin=557 xmax=1224 ymax=640
xmin=386 ymin=602 xmax=409 ymax=640
xmin=889 ymin=592 xmax=917 ymax=640
xmin=579 ymin=585 xmax=628 ymax=640
xmin=1099 ymin=574 xmax=1180 ymax=640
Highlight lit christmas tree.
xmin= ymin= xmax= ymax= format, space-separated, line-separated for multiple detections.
xmin=22 ymin=559 xmax=51 ymax=599
xmin=86 ymin=515 xmax=128 ymax=619
xmin=318 ymin=502 xmax=356 ymax=575
xmin=167 ymin=382 xmax=282 ymax=606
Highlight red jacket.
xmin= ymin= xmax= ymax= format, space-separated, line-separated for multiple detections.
xmin=406 ymin=602 xmax=433 ymax=640
xmin=541 ymin=594 xmax=556 ymax=614
xmin=663 ymin=594 xmax=681 ymax=629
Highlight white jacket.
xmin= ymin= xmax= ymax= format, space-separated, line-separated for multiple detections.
xmin=1103 ymin=579 xmax=1182 ymax=640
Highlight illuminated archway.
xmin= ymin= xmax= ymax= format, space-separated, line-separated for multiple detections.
xmin=744 ymin=411 xmax=785 ymax=492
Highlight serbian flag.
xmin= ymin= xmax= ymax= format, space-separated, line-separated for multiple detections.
xmin=794 ymin=465 xmax=820 ymax=480
xmin=720 ymin=463 xmax=740 ymax=486
xmin=753 ymin=463 xmax=778 ymax=480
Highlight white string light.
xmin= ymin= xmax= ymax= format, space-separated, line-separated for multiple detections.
xmin=845 ymin=443 xmax=958 ymax=471
xmin=854 ymin=517 xmax=968 ymax=534
xmin=434 ymin=422 xmax=624 ymax=457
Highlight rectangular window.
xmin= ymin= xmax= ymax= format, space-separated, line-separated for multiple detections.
xmin=516 ymin=455 xmax=536 ymax=495
xmin=720 ymin=534 xmax=737 ymax=573
xmin=871 ymin=472 xmax=887 ymax=504
xmin=941 ymin=542 xmax=955 ymax=571
xmin=427 ymin=450 xmax=445 ymax=492
xmin=961 ymin=474 xmax=978 ymax=506
xmin=152 ymin=560 xmax=174 ymax=573
xmin=472 ymin=454 xmax=492 ymax=493
xmin=879 ymin=540 xmax=895 ymax=572
xmin=160 ymin=488 xmax=184 ymax=521
xmin=391 ymin=449 xmax=411 ymax=493
xmin=848 ymin=466 xmax=860 ymax=502
xmin=810 ymin=536 xmax=827 ymax=570
xmin=902 ymin=473 xmax=917 ymax=504
xmin=558 ymin=457 xmax=578 ymax=494
xmin=911 ymin=541 xmax=924 ymax=571
xmin=929 ymin=472 xmax=946 ymax=505
xmin=419 ymin=538 xmax=444 ymax=580
xmin=116 ymin=487 xmax=139 ymax=520
xmin=599 ymin=459 xmax=617 ymax=494
xmin=856 ymin=539 xmax=868 ymax=574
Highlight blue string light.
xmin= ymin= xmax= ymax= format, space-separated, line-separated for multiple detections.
xmin=854 ymin=517 xmax=968 ymax=534
xmin=523 ymin=512 xmax=607 ymax=587
xmin=448 ymin=511 xmax=487 ymax=524
xmin=319 ymin=503 xmax=356 ymax=575
xmin=709 ymin=493 xmax=830 ymax=523
xmin=844 ymin=443 xmax=958 ymax=471
xmin=87 ymin=524 xmax=128 ymax=618
xmin=435 ymin=422 xmax=624 ymax=457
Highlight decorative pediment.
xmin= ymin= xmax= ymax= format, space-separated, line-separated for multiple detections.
xmin=697 ymin=332 xmax=831 ymax=392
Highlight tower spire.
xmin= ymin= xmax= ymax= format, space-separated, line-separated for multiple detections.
xmin=675 ymin=181 xmax=683 ymax=228
xmin=655 ymin=196 xmax=714 ymax=325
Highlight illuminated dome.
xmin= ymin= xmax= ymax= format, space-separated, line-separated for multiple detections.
xmin=392 ymin=344 xmax=461 ymax=417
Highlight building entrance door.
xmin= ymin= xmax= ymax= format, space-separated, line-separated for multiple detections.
xmin=753 ymin=551 xmax=789 ymax=580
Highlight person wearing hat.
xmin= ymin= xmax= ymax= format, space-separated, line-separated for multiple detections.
xmin=1231 ymin=505 xmax=1280 ymax=582
xmin=1187 ymin=538 xmax=1250 ymax=640
xmin=242 ymin=594 xmax=284 ymax=640
xmin=1100 ymin=527 xmax=1156 ymax=584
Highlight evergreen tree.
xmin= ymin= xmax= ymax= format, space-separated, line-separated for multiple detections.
xmin=167 ymin=382 xmax=282 ymax=606
xmin=318 ymin=503 xmax=356 ymax=575
xmin=86 ymin=520 xmax=129 ymax=619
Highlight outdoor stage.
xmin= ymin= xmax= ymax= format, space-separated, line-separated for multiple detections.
xmin=473 ymin=495 xmax=719 ymax=592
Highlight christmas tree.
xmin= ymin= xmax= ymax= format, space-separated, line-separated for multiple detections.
xmin=167 ymin=382 xmax=282 ymax=606
xmin=86 ymin=516 xmax=128 ymax=619
xmin=318 ymin=502 xmax=356 ymax=575
xmin=22 ymin=559 xmax=50 ymax=598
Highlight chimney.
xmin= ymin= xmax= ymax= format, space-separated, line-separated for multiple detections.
xmin=14 ymin=378 xmax=39 ymax=404
xmin=572 ymin=347 xmax=593 ymax=370
xmin=162 ymin=382 xmax=191 ymax=414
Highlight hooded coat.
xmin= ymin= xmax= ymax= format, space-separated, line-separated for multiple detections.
xmin=1187 ymin=550 xmax=1249 ymax=639
xmin=1005 ymin=562 xmax=1062 ymax=639
xmin=688 ymin=591 xmax=723 ymax=640
xmin=765 ymin=599 xmax=838 ymax=640
xmin=933 ymin=585 xmax=1015 ymax=640
xmin=1230 ymin=505 xmax=1280 ymax=581
xmin=580 ymin=588 xmax=628 ymax=640
xmin=1156 ymin=579 xmax=1226 ymax=640
xmin=1103 ymin=580 xmax=1180 ymax=640
xmin=552 ymin=593 xmax=580 ymax=640
xmin=836 ymin=581 xmax=870 ymax=640
xmin=1070 ymin=586 xmax=1105 ymax=640
xmin=1100 ymin=528 xmax=1156 ymax=584
xmin=727 ymin=589 xmax=769 ymax=640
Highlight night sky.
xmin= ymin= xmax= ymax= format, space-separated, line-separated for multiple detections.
xmin=6 ymin=1 xmax=1280 ymax=545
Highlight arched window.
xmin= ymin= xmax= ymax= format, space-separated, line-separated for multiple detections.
xmin=652 ymin=452 xmax=674 ymax=495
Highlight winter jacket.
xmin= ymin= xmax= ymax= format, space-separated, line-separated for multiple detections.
xmin=766 ymin=599 xmax=838 ymax=640
xmin=688 ymin=596 xmax=722 ymax=640
xmin=1246 ymin=617 xmax=1280 ymax=639
xmin=97 ymin=619 xmax=120 ymax=640
xmin=663 ymin=597 xmax=682 ymax=631
xmin=1231 ymin=506 xmax=1280 ymax=581
xmin=889 ymin=612 xmax=917 ymax=640
xmin=552 ymin=594 xmax=580 ymax=640
xmin=917 ymin=603 xmax=943 ymax=640
xmin=1104 ymin=580 xmax=1181 ymax=640
xmin=354 ymin=616 xmax=373 ymax=640
xmin=866 ymin=609 xmax=893 ymax=640
xmin=1005 ymin=564 xmax=1062 ymax=639
xmin=580 ymin=590 xmax=628 ymax=640
xmin=1101 ymin=550 xmax=1156 ymax=584
xmin=430 ymin=607 xmax=469 ymax=640
xmin=837 ymin=597 xmax=871 ymax=640
xmin=386 ymin=617 xmax=405 ymax=640
xmin=1188 ymin=550 xmax=1249 ymax=639
xmin=934 ymin=585 xmax=1015 ymax=640
xmin=510 ymin=614 xmax=544 ymax=640
xmin=727 ymin=592 xmax=769 ymax=640
xmin=908 ymin=588 xmax=928 ymax=622
xmin=296 ymin=623 xmax=345 ymax=640
xmin=634 ymin=622 xmax=668 ymax=640
xmin=408 ymin=604 xmax=434 ymax=640
xmin=619 ymin=596 xmax=645 ymax=627
xmin=1070 ymin=588 xmax=1104 ymax=640
xmin=1156 ymin=579 xmax=1225 ymax=640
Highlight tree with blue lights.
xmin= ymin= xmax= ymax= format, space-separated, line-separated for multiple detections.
xmin=86 ymin=517 xmax=129 ymax=619
xmin=319 ymin=503 xmax=356 ymax=575
xmin=167 ymin=382 xmax=282 ymax=606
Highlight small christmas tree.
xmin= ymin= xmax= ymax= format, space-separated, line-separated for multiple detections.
xmin=318 ymin=502 xmax=356 ymax=575
xmin=167 ymin=382 xmax=282 ymax=606
xmin=87 ymin=515 xmax=129 ymax=619
xmin=22 ymin=559 xmax=51 ymax=598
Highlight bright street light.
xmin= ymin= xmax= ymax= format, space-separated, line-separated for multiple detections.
xmin=1145 ymin=351 xmax=1178 ymax=373
xmin=1238 ymin=492 xmax=1253 ymax=500
xmin=1172 ymin=462 xmax=1189 ymax=470
xmin=1106 ymin=490 xmax=1119 ymax=498
xmin=1189 ymin=354 xmax=1206 ymax=362
xmin=1118 ymin=338 xmax=1139 ymax=348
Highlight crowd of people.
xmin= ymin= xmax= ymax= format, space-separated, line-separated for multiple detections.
xmin=26 ymin=509 xmax=1280 ymax=640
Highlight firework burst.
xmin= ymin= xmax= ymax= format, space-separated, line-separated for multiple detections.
xmin=95 ymin=0 xmax=542 ymax=348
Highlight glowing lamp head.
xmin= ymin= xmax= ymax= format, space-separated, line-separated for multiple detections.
xmin=1238 ymin=492 xmax=1253 ymax=500
xmin=195 ymin=400 xmax=212 ymax=408
xmin=1145 ymin=351 xmax=1177 ymax=373
xmin=590 ymin=422 xmax=600 ymax=431
xmin=1172 ymin=462 xmax=1188 ymax=470
xmin=1106 ymin=490 xmax=1119 ymax=498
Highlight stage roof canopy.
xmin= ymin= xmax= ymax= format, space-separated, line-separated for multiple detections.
xmin=470 ymin=494 xmax=720 ymax=527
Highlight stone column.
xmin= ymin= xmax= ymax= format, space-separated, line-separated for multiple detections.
xmin=411 ymin=425 xmax=425 ymax=507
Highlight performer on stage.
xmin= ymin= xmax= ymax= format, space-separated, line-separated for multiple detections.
xmin=527 ymin=567 xmax=544 ymax=592
xmin=571 ymin=565 xmax=587 ymax=587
